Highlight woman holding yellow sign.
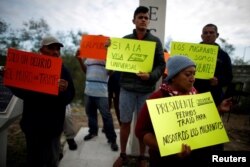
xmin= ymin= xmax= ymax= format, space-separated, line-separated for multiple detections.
xmin=135 ymin=55 xmax=232 ymax=166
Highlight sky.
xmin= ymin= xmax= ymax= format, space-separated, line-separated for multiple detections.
xmin=1 ymin=0 xmax=250 ymax=61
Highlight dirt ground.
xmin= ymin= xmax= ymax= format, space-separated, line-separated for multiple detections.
xmin=222 ymin=112 xmax=250 ymax=151
xmin=6 ymin=105 xmax=250 ymax=167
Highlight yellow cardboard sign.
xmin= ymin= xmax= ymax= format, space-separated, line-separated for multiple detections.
xmin=170 ymin=41 xmax=218 ymax=79
xmin=106 ymin=38 xmax=156 ymax=73
xmin=146 ymin=92 xmax=229 ymax=156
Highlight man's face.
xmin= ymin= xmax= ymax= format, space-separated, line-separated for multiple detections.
xmin=40 ymin=44 xmax=61 ymax=57
xmin=201 ymin=26 xmax=218 ymax=44
xmin=133 ymin=13 xmax=150 ymax=31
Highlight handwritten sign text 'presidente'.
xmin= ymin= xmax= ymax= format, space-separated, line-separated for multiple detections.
xmin=4 ymin=48 xmax=62 ymax=95
xmin=146 ymin=92 xmax=229 ymax=156
xmin=106 ymin=38 xmax=156 ymax=73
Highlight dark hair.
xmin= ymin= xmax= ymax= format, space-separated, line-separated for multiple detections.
xmin=133 ymin=6 xmax=149 ymax=19
xmin=203 ymin=23 xmax=218 ymax=33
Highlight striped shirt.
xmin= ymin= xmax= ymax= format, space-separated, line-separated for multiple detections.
xmin=84 ymin=59 xmax=109 ymax=97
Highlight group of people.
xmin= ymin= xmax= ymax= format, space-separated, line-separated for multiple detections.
xmin=2 ymin=5 xmax=233 ymax=167
xmin=112 ymin=6 xmax=232 ymax=167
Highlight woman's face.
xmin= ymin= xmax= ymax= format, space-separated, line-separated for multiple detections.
xmin=171 ymin=66 xmax=196 ymax=93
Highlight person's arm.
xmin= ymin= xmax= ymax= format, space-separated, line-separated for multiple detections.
xmin=143 ymin=133 xmax=159 ymax=150
xmin=58 ymin=65 xmax=75 ymax=105
xmin=135 ymin=90 xmax=164 ymax=150
xmin=147 ymin=38 xmax=166 ymax=84
xmin=136 ymin=89 xmax=192 ymax=159
xmin=107 ymin=70 xmax=113 ymax=76
xmin=75 ymin=49 xmax=87 ymax=73
xmin=217 ymin=97 xmax=232 ymax=113
xmin=218 ymin=51 xmax=233 ymax=87
xmin=0 ymin=66 xmax=4 ymax=76
xmin=177 ymin=144 xmax=191 ymax=158
xmin=135 ymin=91 xmax=160 ymax=144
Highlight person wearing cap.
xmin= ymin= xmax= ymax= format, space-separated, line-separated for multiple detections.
xmin=8 ymin=35 xmax=75 ymax=167
xmin=135 ymin=55 xmax=232 ymax=166
xmin=41 ymin=36 xmax=78 ymax=152
xmin=41 ymin=36 xmax=78 ymax=154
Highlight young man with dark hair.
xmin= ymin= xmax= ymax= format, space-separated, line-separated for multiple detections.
xmin=113 ymin=6 xmax=166 ymax=167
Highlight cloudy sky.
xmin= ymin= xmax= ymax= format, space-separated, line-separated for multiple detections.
xmin=1 ymin=0 xmax=250 ymax=61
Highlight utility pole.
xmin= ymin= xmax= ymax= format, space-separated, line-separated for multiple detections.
xmin=243 ymin=46 xmax=250 ymax=61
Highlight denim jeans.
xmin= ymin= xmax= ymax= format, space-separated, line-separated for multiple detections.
xmin=84 ymin=94 xmax=117 ymax=142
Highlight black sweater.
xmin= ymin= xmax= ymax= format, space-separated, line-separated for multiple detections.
xmin=194 ymin=43 xmax=233 ymax=105
xmin=10 ymin=65 xmax=75 ymax=137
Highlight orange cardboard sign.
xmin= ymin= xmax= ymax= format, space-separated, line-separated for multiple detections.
xmin=164 ymin=52 xmax=170 ymax=75
xmin=79 ymin=35 xmax=109 ymax=60
xmin=3 ymin=48 xmax=62 ymax=95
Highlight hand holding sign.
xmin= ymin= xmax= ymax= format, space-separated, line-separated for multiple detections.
xmin=58 ymin=79 xmax=68 ymax=92
xmin=106 ymin=38 xmax=156 ymax=73
xmin=136 ymin=71 xmax=150 ymax=80
xmin=146 ymin=92 xmax=229 ymax=156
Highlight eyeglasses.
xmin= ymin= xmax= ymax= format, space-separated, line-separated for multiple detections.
xmin=138 ymin=16 xmax=149 ymax=20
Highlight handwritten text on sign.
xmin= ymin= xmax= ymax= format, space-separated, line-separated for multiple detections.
xmin=4 ymin=48 xmax=62 ymax=95
xmin=106 ymin=38 xmax=156 ymax=73
xmin=80 ymin=35 xmax=109 ymax=60
xmin=170 ymin=41 xmax=218 ymax=79
xmin=146 ymin=92 xmax=229 ymax=156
